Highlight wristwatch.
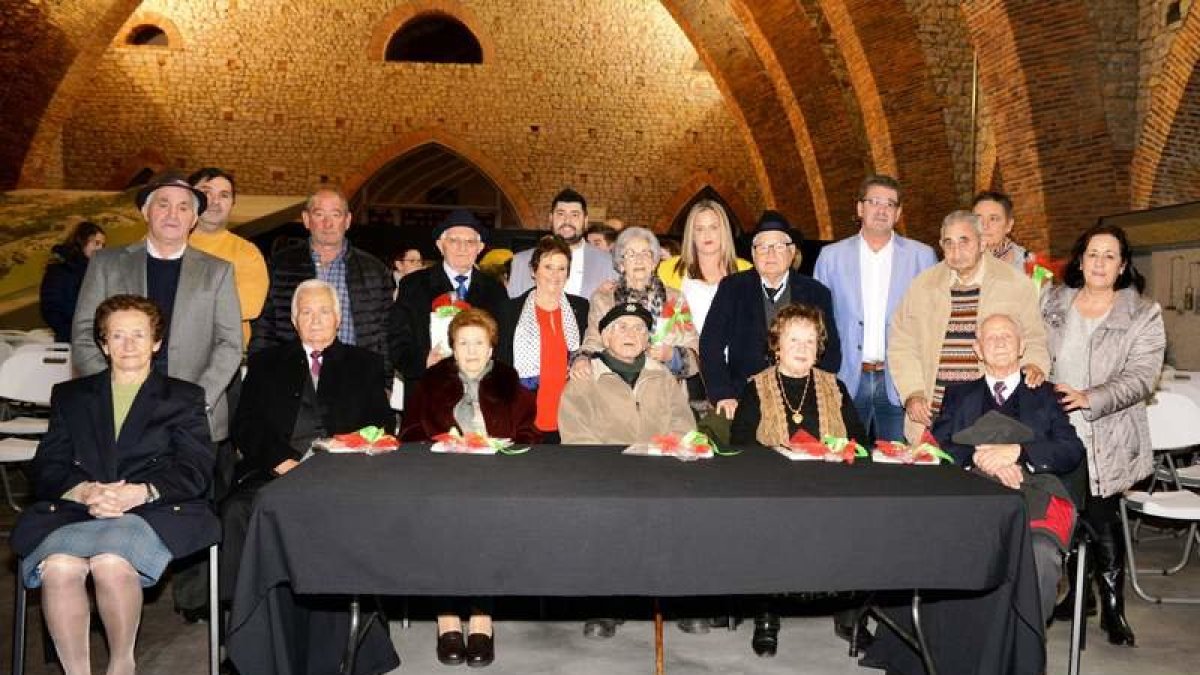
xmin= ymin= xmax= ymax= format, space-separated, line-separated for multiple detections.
xmin=144 ymin=483 xmax=161 ymax=504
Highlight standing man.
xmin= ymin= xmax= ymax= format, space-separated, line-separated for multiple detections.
xmin=250 ymin=185 xmax=393 ymax=376
xmin=187 ymin=168 xmax=269 ymax=348
xmin=72 ymin=173 xmax=242 ymax=441
xmin=389 ymin=209 xmax=508 ymax=389
xmin=887 ymin=210 xmax=1049 ymax=443
xmin=814 ymin=175 xmax=936 ymax=442
xmin=72 ymin=174 xmax=244 ymax=623
xmin=700 ymin=211 xmax=841 ymax=419
xmin=506 ymin=188 xmax=616 ymax=299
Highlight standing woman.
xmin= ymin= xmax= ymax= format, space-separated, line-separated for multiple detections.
xmin=40 ymin=221 xmax=107 ymax=342
xmin=497 ymin=236 xmax=588 ymax=443
xmin=11 ymin=295 xmax=218 ymax=675
xmin=657 ymin=200 xmax=751 ymax=335
xmin=1041 ymin=224 xmax=1165 ymax=646
xmin=401 ymin=308 xmax=540 ymax=667
xmin=578 ymin=227 xmax=698 ymax=378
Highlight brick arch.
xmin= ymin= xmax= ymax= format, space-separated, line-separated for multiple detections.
xmin=812 ymin=0 xmax=958 ymax=244
xmin=963 ymin=0 xmax=1122 ymax=256
xmin=652 ymin=171 xmax=756 ymax=236
xmin=1131 ymin=6 xmax=1200 ymax=208
xmin=11 ymin=0 xmax=146 ymax=189
xmin=114 ymin=11 xmax=186 ymax=50
xmin=366 ymin=0 xmax=495 ymax=63
xmin=657 ymin=0 xmax=816 ymax=233
xmin=344 ymin=129 xmax=537 ymax=227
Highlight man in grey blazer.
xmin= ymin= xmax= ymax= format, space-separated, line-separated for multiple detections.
xmin=72 ymin=174 xmax=243 ymax=443
xmin=506 ymin=188 xmax=616 ymax=300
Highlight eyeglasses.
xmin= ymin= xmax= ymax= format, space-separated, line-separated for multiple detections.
xmin=402 ymin=257 xmax=424 ymax=264
xmin=752 ymin=242 xmax=794 ymax=255
xmin=622 ymin=250 xmax=655 ymax=261
xmin=861 ymin=197 xmax=899 ymax=210
xmin=443 ymin=237 xmax=481 ymax=249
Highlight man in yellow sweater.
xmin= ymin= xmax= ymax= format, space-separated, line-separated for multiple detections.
xmin=187 ymin=168 xmax=269 ymax=349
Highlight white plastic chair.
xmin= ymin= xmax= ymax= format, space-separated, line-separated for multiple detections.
xmin=1120 ymin=490 xmax=1200 ymax=603
xmin=0 ymin=350 xmax=71 ymax=512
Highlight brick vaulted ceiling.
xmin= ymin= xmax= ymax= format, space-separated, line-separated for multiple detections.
xmin=1 ymin=1 xmax=1195 ymax=250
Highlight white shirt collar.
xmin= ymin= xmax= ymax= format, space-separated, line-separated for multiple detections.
xmin=442 ymin=262 xmax=474 ymax=284
xmin=145 ymin=238 xmax=186 ymax=260
xmin=984 ymin=370 xmax=1022 ymax=401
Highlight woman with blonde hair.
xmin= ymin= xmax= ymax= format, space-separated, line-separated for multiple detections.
xmin=658 ymin=200 xmax=751 ymax=335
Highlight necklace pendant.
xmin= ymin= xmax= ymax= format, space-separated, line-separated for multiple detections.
xmin=791 ymin=412 xmax=803 ymax=424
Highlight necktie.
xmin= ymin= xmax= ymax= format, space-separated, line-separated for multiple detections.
xmin=454 ymin=274 xmax=469 ymax=300
xmin=764 ymin=285 xmax=779 ymax=303
xmin=310 ymin=350 xmax=322 ymax=381
xmin=992 ymin=380 xmax=1007 ymax=406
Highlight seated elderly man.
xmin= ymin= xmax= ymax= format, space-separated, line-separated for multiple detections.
xmin=559 ymin=303 xmax=694 ymax=444
xmin=932 ymin=313 xmax=1085 ymax=621
xmin=219 ymin=280 xmax=397 ymax=673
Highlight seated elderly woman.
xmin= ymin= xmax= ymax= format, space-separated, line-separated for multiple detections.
xmin=729 ymin=303 xmax=867 ymax=658
xmin=576 ymin=226 xmax=699 ymax=379
xmin=401 ymin=307 xmax=539 ymax=668
xmin=10 ymin=294 xmax=219 ymax=675
xmin=559 ymin=302 xmax=695 ymax=444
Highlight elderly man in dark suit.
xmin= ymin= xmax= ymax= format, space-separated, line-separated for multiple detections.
xmin=699 ymin=211 xmax=841 ymax=420
xmin=388 ymin=209 xmax=508 ymax=395
xmin=220 ymin=279 xmax=397 ymax=674
xmin=933 ymin=313 xmax=1085 ymax=621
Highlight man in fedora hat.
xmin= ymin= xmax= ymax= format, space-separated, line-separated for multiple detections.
xmin=389 ymin=208 xmax=508 ymax=391
xmin=250 ymin=184 xmax=393 ymax=376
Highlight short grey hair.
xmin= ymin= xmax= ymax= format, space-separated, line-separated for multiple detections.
xmin=610 ymin=226 xmax=662 ymax=273
xmin=139 ymin=187 xmax=202 ymax=221
xmin=940 ymin=210 xmax=982 ymax=239
xmin=291 ymin=279 xmax=341 ymax=320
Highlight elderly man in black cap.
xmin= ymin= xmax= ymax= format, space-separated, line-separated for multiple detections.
xmin=699 ymin=210 xmax=841 ymax=420
xmin=389 ymin=209 xmax=509 ymax=394
xmin=250 ymin=184 xmax=393 ymax=377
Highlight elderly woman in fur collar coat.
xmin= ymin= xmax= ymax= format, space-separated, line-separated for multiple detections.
xmin=400 ymin=307 xmax=539 ymax=668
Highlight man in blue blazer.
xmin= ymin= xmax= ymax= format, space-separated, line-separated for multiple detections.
xmin=814 ymin=175 xmax=936 ymax=442
xmin=700 ymin=212 xmax=840 ymax=418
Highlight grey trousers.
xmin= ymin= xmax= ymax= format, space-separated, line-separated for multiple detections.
xmin=1032 ymin=532 xmax=1065 ymax=622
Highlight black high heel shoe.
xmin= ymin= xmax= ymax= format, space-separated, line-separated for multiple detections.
xmin=751 ymin=613 xmax=780 ymax=657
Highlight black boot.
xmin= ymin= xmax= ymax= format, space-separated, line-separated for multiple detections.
xmin=1093 ymin=524 xmax=1136 ymax=646
xmin=1053 ymin=543 xmax=1097 ymax=621
xmin=751 ymin=613 xmax=779 ymax=657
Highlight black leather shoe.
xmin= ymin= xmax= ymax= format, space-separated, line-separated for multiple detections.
xmin=676 ymin=618 xmax=710 ymax=634
xmin=751 ymin=613 xmax=779 ymax=657
xmin=437 ymin=630 xmax=467 ymax=665
xmin=583 ymin=619 xmax=618 ymax=639
xmin=834 ymin=613 xmax=874 ymax=651
xmin=466 ymin=633 xmax=494 ymax=668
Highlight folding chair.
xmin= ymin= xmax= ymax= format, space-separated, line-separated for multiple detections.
xmin=11 ymin=544 xmax=222 ymax=675
xmin=0 ymin=349 xmax=71 ymax=512
xmin=1144 ymin=391 xmax=1200 ymax=493
xmin=1119 ymin=490 xmax=1200 ymax=604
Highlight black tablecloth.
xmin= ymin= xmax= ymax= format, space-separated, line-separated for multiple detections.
xmin=227 ymin=446 xmax=1044 ymax=674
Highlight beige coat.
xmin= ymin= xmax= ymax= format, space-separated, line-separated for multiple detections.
xmin=558 ymin=356 xmax=695 ymax=444
xmin=887 ymin=254 xmax=1050 ymax=442
xmin=1041 ymin=285 xmax=1165 ymax=497
xmin=582 ymin=286 xmax=699 ymax=377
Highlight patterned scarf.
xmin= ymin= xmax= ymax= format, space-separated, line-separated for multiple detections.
xmin=453 ymin=360 xmax=494 ymax=435
xmin=614 ymin=274 xmax=667 ymax=319
xmin=751 ymin=367 xmax=845 ymax=446
xmin=512 ymin=291 xmax=581 ymax=381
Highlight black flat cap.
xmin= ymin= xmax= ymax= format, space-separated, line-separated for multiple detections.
xmin=951 ymin=410 xmax=1036 ymax=445
xmin=599 ymin=302 xmax=654 ymax=333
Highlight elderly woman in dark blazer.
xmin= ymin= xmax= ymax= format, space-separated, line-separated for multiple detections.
xmin=402 ymin=307 xmax=539 ymax=668
xmin=11 ymin=294 xmax=218 ymax=675
xmin=1040 ymin=224 xmax=1165 ymax=646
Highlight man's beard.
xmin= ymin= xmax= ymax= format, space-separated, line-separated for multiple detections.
xmin=556 ymin=226 xmax=583 ymax=245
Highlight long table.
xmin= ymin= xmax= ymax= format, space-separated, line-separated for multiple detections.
xmin=227 ymin=446 xmax=1045 ymax=674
